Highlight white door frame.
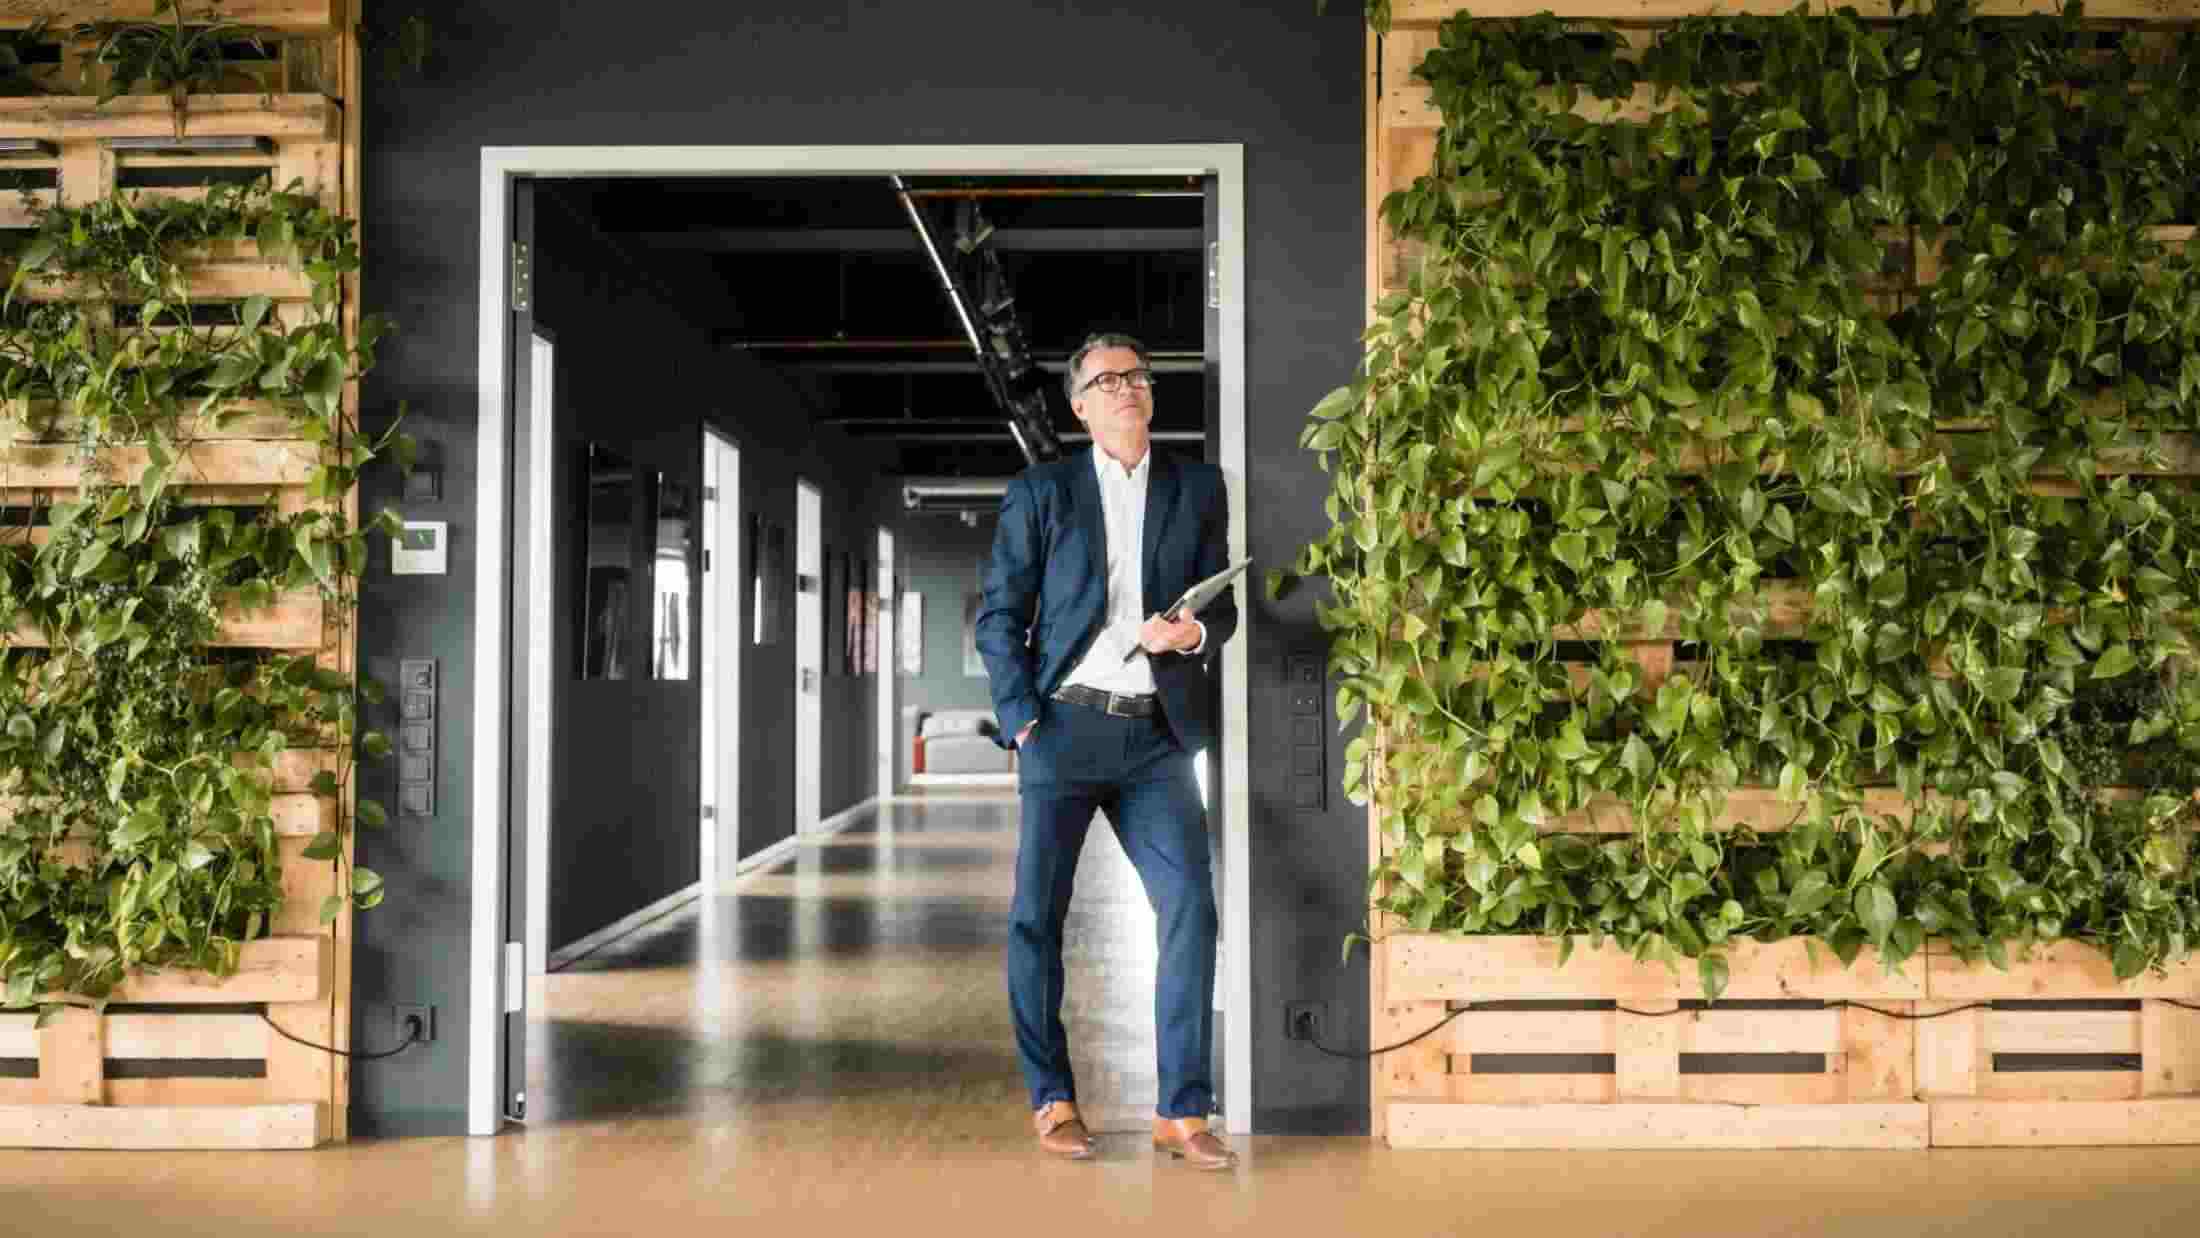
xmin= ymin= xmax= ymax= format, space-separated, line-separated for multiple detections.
xmin=793 ymin=480 xmax=824 ymax=836
xmin=473 ymin=145 xmax=1250 ymax=1138
xmin=876 ymin=527 xmax=895 ymax=796
xmin=700 ymin=429 xmax=742 ymax=886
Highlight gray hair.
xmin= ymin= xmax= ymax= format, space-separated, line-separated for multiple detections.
xmin=1063 ymin=332 xmax=1149 ymax=403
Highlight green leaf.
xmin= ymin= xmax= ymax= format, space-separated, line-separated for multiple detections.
xmin=302 ymin=831 xmax=342 ymax=861
xmin=357 ymin=799 xmax=388 ymax=828
xmin=1698 ymin=952 xmax=1730 ymax=1001
xmin=319 ymin=895 xmax=346 ymax=925
xmin=1954 ymin=318 xmax=1987 ymax=363
xmin=1855 ymin=883 xmax=1897 ymax=943
xmin=2091 ymin=644 xmax=2137 ymax=680
xmin=205 ymin=352 xmax=259 ymax=390
xmin=1980 ymin=668 xmax=2025 ymax=705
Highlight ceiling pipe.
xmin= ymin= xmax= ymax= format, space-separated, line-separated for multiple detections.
xmin=899 ymin=187 xmax=1201 ymax=200
xmin=892 ymin=178 xmax=987 ymax=357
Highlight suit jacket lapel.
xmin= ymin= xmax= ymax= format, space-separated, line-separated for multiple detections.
xmin=1072 ymin=446 xmax=1107 ymax=587
xmin=1141 ymin=448 xmax=1180 ymax=614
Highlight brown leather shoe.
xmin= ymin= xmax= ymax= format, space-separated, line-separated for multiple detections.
xmin=1152 ymin=1116 xmax=1236 ymax=1170
xmin=1034 ymin=1100 xmax=1095 ymax=1160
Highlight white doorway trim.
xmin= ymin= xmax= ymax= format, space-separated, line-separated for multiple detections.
xmin=876 ymin=527 xmax=895 ymax=796
xmin=701 ymin=429 xmax=743 ymax=886
xmin=473 ymin=144 xmax=1250 ymax=1138
xmin=793 ymin=480 xmax=823 ymax=836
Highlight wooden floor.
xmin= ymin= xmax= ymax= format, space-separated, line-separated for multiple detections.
xmin=8 ymin=790 xmax=2200 ymax=1236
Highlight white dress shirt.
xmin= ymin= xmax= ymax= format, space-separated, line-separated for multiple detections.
xmin=1058 ymin=446 xmax=1203 ymax=699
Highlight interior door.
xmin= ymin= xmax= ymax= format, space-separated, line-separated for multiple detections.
xmin=795 ymin=481 xmax=822 ymax=834
xmin=701 ymin=431 xmax=743 ymax=883
xmin=501 ymin=177 xmax=541 ymax=1124
xmin=1201 ymin=171 xmax=1227 ymax=1109
xmin=875 ymin=527 xmax=895 ymax=798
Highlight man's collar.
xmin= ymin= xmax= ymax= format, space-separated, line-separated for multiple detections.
xmin=1091 ymin=442 xmax=1150 ymax=484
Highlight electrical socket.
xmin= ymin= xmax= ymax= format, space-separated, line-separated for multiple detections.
xmin=394 ymin=1003 xmax=437 ymax=1045
xmin=1284 ymin=1000 xmax=1325 ymax=1044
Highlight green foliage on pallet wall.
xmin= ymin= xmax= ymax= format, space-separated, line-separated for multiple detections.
xmin=1279 ymin=0 xmax=2200 ymax=995
xmin=0 ymin=181 xmax=405 ymax=1013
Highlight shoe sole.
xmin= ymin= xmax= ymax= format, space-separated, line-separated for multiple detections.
xmin=1155 ymin=1146 xmax=1235 ymax=1171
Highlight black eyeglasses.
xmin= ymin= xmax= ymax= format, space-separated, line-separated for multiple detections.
xmin=1077 ymin=368 xmax=1155 ymax=396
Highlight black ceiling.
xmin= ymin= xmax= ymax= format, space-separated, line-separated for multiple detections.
xmin=556 ymin=175 xmax=1210 ymax=480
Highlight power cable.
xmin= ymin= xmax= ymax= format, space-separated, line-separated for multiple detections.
xmin=259 ymin=1010 xmax=424 ymax=1061
xmin=1293 ymin=996 xmax=2200 ymax=1060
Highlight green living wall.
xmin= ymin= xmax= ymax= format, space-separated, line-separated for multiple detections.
xmin=1287 ymin=1 xmax=2200 ymax=995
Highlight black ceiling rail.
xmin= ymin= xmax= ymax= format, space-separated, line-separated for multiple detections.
xmin=890 ymin=174 xmax=1065 ymax=467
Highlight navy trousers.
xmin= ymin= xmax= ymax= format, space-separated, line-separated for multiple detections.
xmin=1009 ymin=695 xmax=1217 ymax=1120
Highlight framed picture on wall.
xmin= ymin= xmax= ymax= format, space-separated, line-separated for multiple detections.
xmin=863 ymin=560 xmax=881 ymax=675
xmin=900 ymin=591 xmax=922 ymax=675
xmin=844 ymin=551 xmax=862 ymax=676
xmin=821 ymin=545 xmax=837 ymax=678
xmin=751 ymin=514 xmax=786 ymax=646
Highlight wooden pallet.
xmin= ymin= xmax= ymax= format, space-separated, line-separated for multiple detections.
xmin=0 ymin=15 xmax=361 ymax=1151
xmin=1379 ymin=934 xmax=2200 ymax=1148
xmin=0 ymin=937 xmax=334 ymax=1149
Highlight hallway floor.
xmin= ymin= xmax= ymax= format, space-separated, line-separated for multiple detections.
xmin=7 ymin=792 xmax=2200 ymax=1237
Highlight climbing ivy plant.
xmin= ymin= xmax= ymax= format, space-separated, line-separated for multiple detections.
xmin=0 ymin=179 xmax=405 ymax=1011
xmin=1281 ymin=1 xmax=2200 ymax=995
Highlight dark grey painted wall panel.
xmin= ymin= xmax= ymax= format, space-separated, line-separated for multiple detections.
xmin=895 ymin=514 xmax=999 ymax=724
xmin=357 ymin=0 xmax=1366 ymax=1135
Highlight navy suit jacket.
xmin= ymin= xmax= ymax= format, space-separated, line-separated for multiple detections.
xmin=976 ymin=446 xmax=1237 ymax=758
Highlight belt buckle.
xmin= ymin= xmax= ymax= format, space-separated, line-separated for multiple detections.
xmin=1106 ymin=692 xmax=1135 ymax=718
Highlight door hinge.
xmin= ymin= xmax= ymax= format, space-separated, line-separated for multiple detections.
xmin=511 ymin=242 xmax=532 ymax=314
xmin=507 ymin=1091 xmax=526 ymax=1121
xmin=703 ymin=804 xmax=716 ymax=821
xmin=503 ymin=941 xmax=524 ymax=1013
xmin=1206 ymin=241 xmax=1221 ymax=310
xmin=703 ymin=548 xmax=712 ymax=572
xmin=703 ymin=485 xmax=719 ymax=501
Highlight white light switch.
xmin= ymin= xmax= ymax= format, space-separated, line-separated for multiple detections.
xmin=393 ymin=521 xmax=448 ymax=575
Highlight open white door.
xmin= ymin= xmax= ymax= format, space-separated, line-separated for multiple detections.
xmin=795 ymin=480 xmax=822 ymax=835
xmin=700 ymin=432 xmax=743 ymax=884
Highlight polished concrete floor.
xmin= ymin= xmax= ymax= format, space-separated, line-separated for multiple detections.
xmin=8 ymin=790 xmax=2200 ymax=1237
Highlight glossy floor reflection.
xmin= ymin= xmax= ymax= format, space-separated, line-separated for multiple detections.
xmin=529 ymin=791 xmax=1169 ymax=1133
xmin=8 ymin=791 xmax=2200 ymax=1236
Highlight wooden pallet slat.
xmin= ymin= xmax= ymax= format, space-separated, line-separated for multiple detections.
xmin=1387 ymin=935 xmax=1924 ymax=1002
xmin=16 ymin=263 xmax=316 ymax=304
xmin=6 ymin=589 xmax=323 ymax=650
xmin=1927 ymin=944 xmax=2200 ymax=1001
xmin=1390 ymin=1 xmax=2200 ymax=22
xmin=0 ymin=1102 xmax=326 ymax=1150
xmin=89 ymin=934 xmax=328 ymax=1004
xmin=104 ymin=1011 xmax=265 ymax=1060
xmin=39 ymin=1005 xmax=101 ymax=1105
xmin=1389 ymin=1101 xmax=1931 ymax=1150
xmin=0 ymin=3 xmax=344 ymax=33
xmin=0 ymin=1012 xmax=34 ymax=1059
xmin=1931 ymin=1099 xmax=2200 ymax=1147
xmin=0 ymin=94 xmax=339 ymax=141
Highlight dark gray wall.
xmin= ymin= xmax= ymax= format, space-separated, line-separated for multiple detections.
xmin=536 ymin=190 xmax=703 ymax=954
xmin=357 ymin=0 xmax=1367 ymax=1136
xmin=896 ymin=513 xmax=999 ymax=723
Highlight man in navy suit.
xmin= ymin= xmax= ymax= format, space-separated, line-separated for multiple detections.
xmin=977 ymin=332 xmax=1239 ymax=1170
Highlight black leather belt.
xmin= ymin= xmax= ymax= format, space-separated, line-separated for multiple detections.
xmin=1051 ymin=683 xmax=1157 ymax=718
